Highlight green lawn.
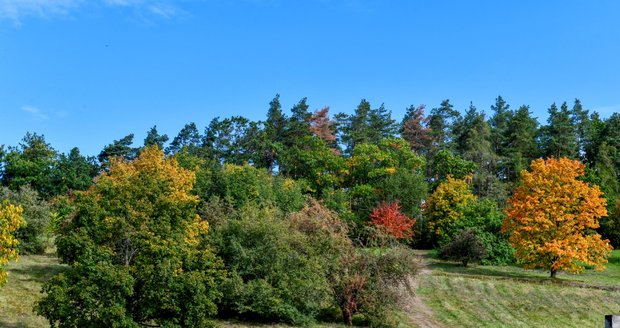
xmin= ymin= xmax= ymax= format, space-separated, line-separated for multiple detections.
xmin=417 ymin=250 xmax=620 ymax=328
xmin=0 ymin=252 xmax=66 ymax=328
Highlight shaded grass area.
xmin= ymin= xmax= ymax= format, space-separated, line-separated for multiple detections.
xmin=0 ymin=252 xmax=66 ymax=328
xmin=418 ymin=250 xmax=620 ymax=328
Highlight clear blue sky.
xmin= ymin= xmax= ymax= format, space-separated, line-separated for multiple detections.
xmin=1 ymin=0 xmax=619 ymax=156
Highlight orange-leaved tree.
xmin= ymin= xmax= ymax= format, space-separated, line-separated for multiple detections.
xmin=369 ymin=201 xmax=415 ymax=239
xmin=502 ymin=157 xmax=612 ymax=277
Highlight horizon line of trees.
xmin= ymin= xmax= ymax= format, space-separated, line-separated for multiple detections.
xmin=1 ymin=94 xmax=619 ymax=326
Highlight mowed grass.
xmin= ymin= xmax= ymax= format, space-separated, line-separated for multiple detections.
xmin=0 ymin=252 xmax=66 ymax=328
xmin=417 ymin=250 xmax=620 ymax=328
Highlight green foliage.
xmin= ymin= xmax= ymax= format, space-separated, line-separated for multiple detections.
xmin=36 ymin=147 xmax=226 ymax=327
xmin=1 ymin=133 xmax=58 ymax=197
xmin=429 ymin=149 xmax=476 ymax=189
xmin=212 ymin=203 xmax=345 ymax=325
xmin=439 ymin=228 xmax=486 ymax=267
xmin=50 ymin=147 xmax=98 ymax=196
xmin=453 ymin=199 xmax=514 ymax=265
xmin=0 ymin=186 xmax=51 ymax=254
xmin=213 ymin=163 xmax=305 ymax=213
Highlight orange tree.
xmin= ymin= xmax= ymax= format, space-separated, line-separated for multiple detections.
xmin=502 ymin=157 xmax=612 ymax=278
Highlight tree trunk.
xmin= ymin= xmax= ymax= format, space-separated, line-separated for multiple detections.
xmin=550 ymin=269 xmax=557 ymax=278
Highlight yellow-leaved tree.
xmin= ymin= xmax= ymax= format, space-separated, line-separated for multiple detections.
xmin=0 ymin=201 xmax=24 ymax=286
xmin=502 ymin=157 xmax=612 ymax=277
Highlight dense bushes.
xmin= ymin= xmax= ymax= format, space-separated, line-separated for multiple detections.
xmin=0 ymin=186 xmax=52 ymax=254
xmin=209 ymin=199 xmax=419 ymax=326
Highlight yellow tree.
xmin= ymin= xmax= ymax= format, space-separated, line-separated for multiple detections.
xmin=0 ymin=201 xmax=24 ymax=286
xmin=424 ymin=175 xmax=476 ymax=244
xmin=503 ymin=157 xmax=612 ymax=277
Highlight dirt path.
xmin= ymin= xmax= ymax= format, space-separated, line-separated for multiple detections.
xmin=398 ymin=250 xmax=446 ymax=328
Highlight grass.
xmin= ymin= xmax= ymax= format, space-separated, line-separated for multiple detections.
xmin=417 ymin=250 xmax=620 ymax=327
xmin=0 ymin=251 xmax=66 ymax=328
xmin=2 ymin=249 xmax=619 ymax=327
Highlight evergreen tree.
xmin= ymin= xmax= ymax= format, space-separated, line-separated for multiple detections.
xmin=505 ymin=105 xmax=539 ymax=180
xmin=428 ymin=99 xmax=460 ymax=150
xmin=166 ymin=122 xmax=202 ymax=155
xmin=541 ymin=102 xmax=577 ymax=158
xmin=571 ymin=99 xmax=590 ymax=160
xmin=98 ymin=134 xmax=138 ymax=167
xmin=489 ymin=95 xmax=512 ymax=156
xmin=143 ymin=125 xmax=169 ymax=149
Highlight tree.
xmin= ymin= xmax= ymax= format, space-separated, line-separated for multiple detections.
xmin=400 ymin=104 xmax=432 ymax=154
xmin=0 ymin=201 xmax=24 ymax=287
xmin=505 ymin=105 xmax=539 ymax=180
xmin=338 ymin=100 xmax=397 ymax=155
xmin=424 ymin=176 xmax=476 ymax=245
xmin=369 ymin=201 xmax=415 ymax=240
xmin=439 ymin=228 xmax=486 ymax=267
xmin=143 ymin=125 xmax=169 ymax=149
xmin=36 ymin=147 xmax=225 ymax=327
xmin=541 ymin=102 xmax=577 ymax=159
xmin=428 ymin=99 xmax=460 ymax=150
xmin=1 ymin=133 xmax=58 ymax=197
xmin=166 ymin=122 xmax=202 ymax=155
xmin=0 ymin=186 xmax=51 ymax=254
xmin=308 ymin=107 xmax=338 ymax=146
xmin=502 ymin=157 xmax=612 ymax=278
xmin=489 ymin=95 xmax=512 ymax=156
xmin=50 ymin=147 xmax=99 ymax=196
xmin=98 ymin=134 xmax=138 ymax=167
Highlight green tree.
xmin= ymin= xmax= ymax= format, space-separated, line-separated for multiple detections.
xmin=36 ymin=147 xmax=225 ymax=327
xmin=541 ymin=102 xmax=577 ymax=159
xmin=98 ymin=134 xmax=138 ymax=167
xmin=51 ymin=147 xmax=99 ymax=196
xmin=428 ymin=99 xmax=460 ymax=150
xmin=166 ymin=122 xmax=202 ymax=155
xmin=143 ymin=125 xmax=169 ymax=149
xmin=489 ymin=95 xmax=512 ymax=156
xmin=1 ymin=133 xmax=58 ymax=197
xmin=505 ymin=105 xmax=539 ymax=180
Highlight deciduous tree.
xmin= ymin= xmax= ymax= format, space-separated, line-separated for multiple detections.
xmin=369 ymin=201 xmax=415 ymax=240
xmin=0 ymin=201 xmax=24 ymax=286
xmin=36 ymin=147 xmax=225 ymax=326
xmin=502 ymin=157 xmax=612 ymax=277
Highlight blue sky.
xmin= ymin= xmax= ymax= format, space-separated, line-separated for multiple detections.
xmin=1 ymin=0 xmax=620 ymax=156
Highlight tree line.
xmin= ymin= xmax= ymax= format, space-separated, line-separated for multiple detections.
xmin=0 ymin=95 xmax=618 ymax=326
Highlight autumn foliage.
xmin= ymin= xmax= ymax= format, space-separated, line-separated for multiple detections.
xmin=369 ymin=201 xmax=415 ymax=239
xmin=502 ymin=157 xmax=613 ymax=277
xmin=0 ymin=201 xmax=24 ymax=287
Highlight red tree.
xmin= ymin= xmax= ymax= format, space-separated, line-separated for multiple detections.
xmin=369 ymin=201 xmax=415 ymax=239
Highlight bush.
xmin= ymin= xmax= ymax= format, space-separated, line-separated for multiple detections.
xmin=0 ymin=186 xmax=51 ymax=254
xmin=439 ymin=229 xmax=486 ymax=267
xmin=331 ymin=246 xmax=419 ymax=326
xmin=212 ymin=204 xmax=339 ymax=325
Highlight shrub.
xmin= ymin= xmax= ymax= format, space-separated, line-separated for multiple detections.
xmin=439 ymin=229 xmax=486 ymax=267
xmin=212 ymin=204 xmax=337 ymax=325
xmin=0 ymin=186 xmax=51 ymax=254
